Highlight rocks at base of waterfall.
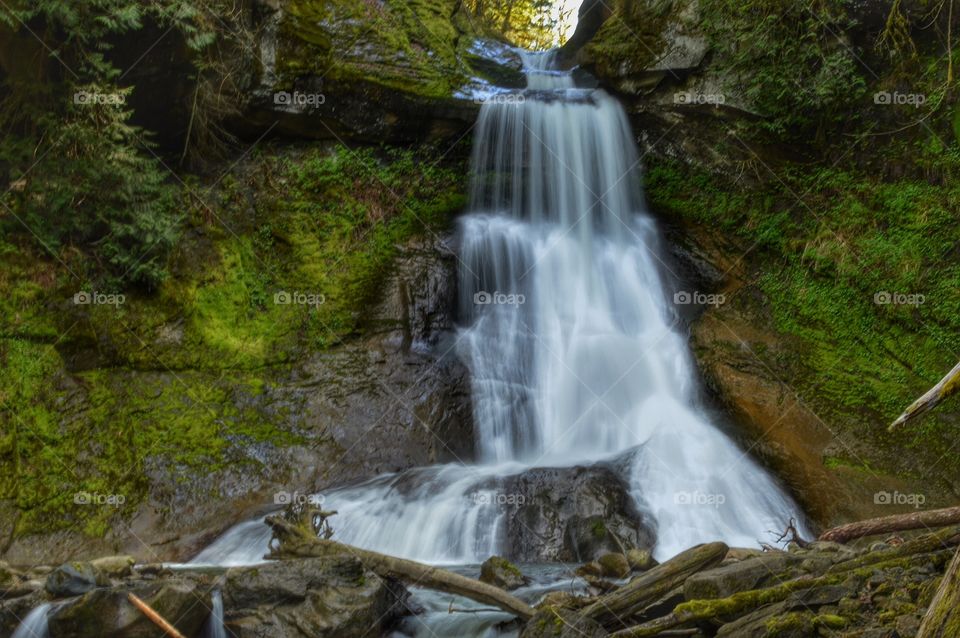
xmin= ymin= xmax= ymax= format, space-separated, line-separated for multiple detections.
xmin=484 ymin=465 xmax=656 ymax=563
xmin=479 ymin=556 xmax=528 ymax=591
xmin=44 ymin=562 xmax=110 ymax=597
xmin=0 ymin=590 xmax=47 ymax=637
xmin=221 ymin=555 xmax=411 ymax=637
xmin=625 ymin=548 xmax=657 ymax=572
xmin=519 ymin=607 xmax=609 ymax=638
xmin=48 ymin=579 xmax=211 ymax=638
xmin=596 ymin=553 xmax=631 ymax=579
xmin=683 ymin=552 xmax=804 ymax=601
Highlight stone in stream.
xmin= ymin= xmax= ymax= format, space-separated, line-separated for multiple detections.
xmin=44 ymin=562 xmax=109 ymax=597
xmin=596 ymin=553 xmax=631 ymax=579
xmin=89 ymin=555 xmax=135 ymax=578
xmin=484 ymin=465 xmax=655 ymax=563
xmin=48 ymin=578 xmax=210 ymax=637
xmin=221 ymin=555 xmax=411 ymax=637
xmin=625 ymin=548 xmax=657 ymax=572
xmin=519 ymin=607 xmax=608 ymax=638
xmin=479 ymin=556 xmax=528 ymax=590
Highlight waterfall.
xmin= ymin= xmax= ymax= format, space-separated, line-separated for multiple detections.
xmin=206 ymin=590 xmax=227 ymax=638
xmin=11 ymin=603 xmax=53 ymax=638
xmin=192 ymin=49 xmax=805 ymax=570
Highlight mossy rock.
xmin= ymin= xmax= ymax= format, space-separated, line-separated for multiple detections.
xmin=479 ymin=555 xmax=528 ymax=590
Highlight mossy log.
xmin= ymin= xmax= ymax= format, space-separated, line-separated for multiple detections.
xmin=265 ymin=514 xmax=535 ymax=620
xmin=819 ymin=506 xmax=960 ymax=544
xmin=918 ymin=546 xmax=960 ymax=638
xmin=890 ymin=361 xmax=960 ymax=430
xmin=580 ymin=542 xmax=728 ymax=629
xmin=608 ymin=528 xmax=960 ymax=638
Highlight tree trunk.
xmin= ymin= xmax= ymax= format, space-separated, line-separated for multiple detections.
xmin=890 ymin=361 xmax=960 ymax=431
xmin=580 ymin=542 xmax=728 ymax=628
xmin=918 ymin=545 xmax=960 ymax=637
xmin=819 ymin=506 xmax=960 ymax=544
xmin=266 ymin=515 xmax=534 ymax=620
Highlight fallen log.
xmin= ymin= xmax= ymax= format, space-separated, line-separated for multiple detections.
xmin=609 ymin=545 xmax=957 ymax=638
xmin=819 ymin=506 xmax=960 ymax=544
xmin=890 ymin=361 xmax=960 ymax=431
xmin=918 ymin=545 xmax=960 ymax=638
xmin=580 ymin=542 xmax=728 ymax=629
xmin=265 ymin=514 xmax=534 ymax=621
xmin=826 ymin=524 xmax=960 ymax=574
xmin=127 ymin=593 xmax=187 ymax=638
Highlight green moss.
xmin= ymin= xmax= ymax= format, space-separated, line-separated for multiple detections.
xmin=0 ymin=144 xmax=466 ymax=537
xmin=277 ymin=0 xmax=471 ymax=98
xmin=646 ymin=158 xmax=960 ymax=484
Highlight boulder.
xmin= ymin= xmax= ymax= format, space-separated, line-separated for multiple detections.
xmin=48 ymin=578 xmax=210 ymax=638
xmin=222 ymin=555 xmax=410 ymax=637
xmin=89 ymin=555 xmax=135 ymax=578
xmin=597 ymin=553 xmax=630 ymax=579
xmin=626 ymin=548 xmax=657 ymax=572
xmin=479 ymin=556 xmax=527 ymax=591
xmin=45 ymin=562 xmax=108 ymax=598
xmin=484 ymin=465 xmax=655 ymax=563
xmin=519 ymin=607 xmax=608 ymax=638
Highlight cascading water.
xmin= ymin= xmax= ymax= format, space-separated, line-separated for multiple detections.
xmin=189 ymin=50 xmax=807 ymax=630
xmin=11 ymin=602 xmax=53 ymax=638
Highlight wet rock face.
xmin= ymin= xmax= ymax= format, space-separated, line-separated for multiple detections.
xmin=2 ymin=234 xmax=473 ymax=565
xmin=48 ymin=579 xmax=212 ymax=638
xmin=488 ymin=465 xmax=656 ymax=563
xmin=222 ymin=555 xmax=411 ymax=637
xmin=480 ymin=556 xmax=528 ymax=590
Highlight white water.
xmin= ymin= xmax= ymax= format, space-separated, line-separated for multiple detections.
xmin=188 ymin=50 xmax=807 ymax=632
xmin=11 ymin=603 xmax=53 ymax=638
xmin=205 ymin=590 xmax=227 ymax=638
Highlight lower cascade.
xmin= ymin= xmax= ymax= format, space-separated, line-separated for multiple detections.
xmin=186 ymin=50 xmax=807 ymax=635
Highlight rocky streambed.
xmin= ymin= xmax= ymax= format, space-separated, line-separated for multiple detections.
xmin=4 ymin=515 xmax=957 ymax=638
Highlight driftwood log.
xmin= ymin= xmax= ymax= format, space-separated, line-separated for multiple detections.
xmin=609 ymin=526 xmax=960 ymax=638
xmin=819 ymin=506 xmax=960 ymax=543
xmin=265 ymin=513 xmax=535 ymax=620
xmin=890 ymin=361 xmax=960 ymax=430
xmin=580 ymin=542 xmax=728 ymax=629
